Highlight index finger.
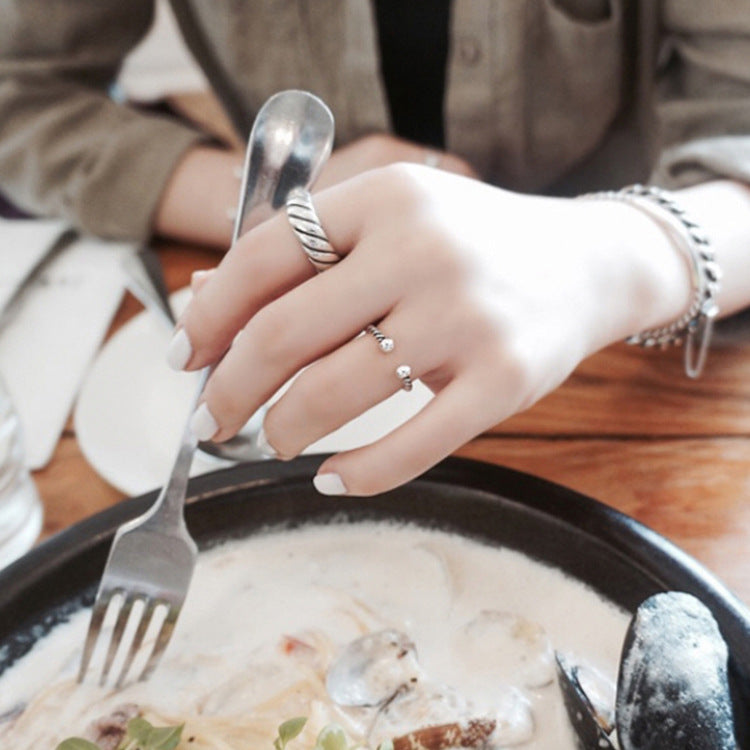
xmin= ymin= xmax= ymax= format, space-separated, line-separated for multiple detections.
xmin=169 ymin=175 xmax=371 ymax=371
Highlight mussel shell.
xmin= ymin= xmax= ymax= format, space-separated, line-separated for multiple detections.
xmin=555 ymin=653 xmax=616 ymax=750
xmin=616 ymin=592 xmax=738 ymax=750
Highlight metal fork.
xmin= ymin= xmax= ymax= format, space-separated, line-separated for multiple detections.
xmin=77 ymin=91 xmax=334 ymax=688
xmin=77 ymin=370 xmax=207 ymax=687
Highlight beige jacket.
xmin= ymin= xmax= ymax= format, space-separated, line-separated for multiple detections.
xmin=0 ymin=0 xmax=749 ymax=241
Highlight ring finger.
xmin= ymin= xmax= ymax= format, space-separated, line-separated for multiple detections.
xmin=260 ymin=306 xmax=451 ymax=459
xmin=191 ymin=241 xmax=408 ymax=441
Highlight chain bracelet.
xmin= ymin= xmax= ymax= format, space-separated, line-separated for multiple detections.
xmin=582 ymin=184 xmax=721 ymax=378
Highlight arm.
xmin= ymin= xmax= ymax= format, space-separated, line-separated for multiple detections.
xmin=154 ymin=133 xmax=477 ymax=249
xmin=0 ymin=0 xmax=207 ymax=241
xmin=650 ymin=1 xmax=750 ymax=191
xmin=159 ymin=3 xmax=750 ymax=495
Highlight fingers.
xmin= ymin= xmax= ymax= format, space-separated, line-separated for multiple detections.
xmin=190 ymin=269 xmax=214 ymax=294
xmin=190 ymin=246 xmax=403 ymax=440
xmin=172 ymin=164 xmax=495 ymax=496
xmin=313 ymin=134 xmax=477 ymax=191
xmin=312 ymin=377 xmax=494 ymax=497
xmin=169 ymin=177 xmax=371 ymax=370
xmin=260 ymin=306 xmax=447 ymax=458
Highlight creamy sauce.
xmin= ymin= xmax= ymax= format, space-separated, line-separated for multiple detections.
xmin=0 ymin=522 xmax=630 ymax=748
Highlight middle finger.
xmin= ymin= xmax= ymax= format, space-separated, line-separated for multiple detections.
xmin=192 ymin=245 xmax=402 ymax=440
xmin=173 ymin=175 xmax=380 ymax=370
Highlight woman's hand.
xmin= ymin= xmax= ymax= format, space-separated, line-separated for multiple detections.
xmin=154 ymin=135 xmax=474 ymax=249
xmin=168 ymin=165 xmax=693 ymax=495
xmin=314 ymin=133 xmax=477 ymax=189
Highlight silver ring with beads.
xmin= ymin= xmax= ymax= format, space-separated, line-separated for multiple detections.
xmin=366 ymin=324 xmax=395 ymax=353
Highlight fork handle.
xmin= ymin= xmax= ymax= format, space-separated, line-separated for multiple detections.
xmin=151 ymin=368 xmax=210 ymax=525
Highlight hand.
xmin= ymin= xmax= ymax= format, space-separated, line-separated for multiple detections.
xmin=170 ymin=165 xmax=692 ymax=495
xmin=313 ymin=133 xmax=478 ymax=190
xmin=155 ymin=135 xmax=475 ymax=249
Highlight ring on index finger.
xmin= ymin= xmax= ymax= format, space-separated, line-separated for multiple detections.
xmin=285 ymin=188 xmax=343 ymax=273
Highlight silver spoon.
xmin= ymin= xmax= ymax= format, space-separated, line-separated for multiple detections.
xmin=123 ymin=90 xmax=335 ymax=463
xmin=231 ymin=89 xmax=334 ymax=242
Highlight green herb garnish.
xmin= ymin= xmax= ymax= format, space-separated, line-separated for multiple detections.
xmin=57 ymin=714 xmax=395 ymax=750
xmin=274 ymin=716 xmax=308 ymax=750
xmin=313 ymin=724 xmax=349 ymax=750
xmin=55 ymin=717 xmax=183 ymax=750
xmin=56 ymin=740 xmax=102 ymax=750
xmin=120 ymin=717 xmax=184 ymax=750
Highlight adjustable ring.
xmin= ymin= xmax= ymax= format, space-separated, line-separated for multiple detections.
xmin=366 ymin=324 xmax=394 ymax=353
xmin=286 ymin=187 xmax=344 ymax=272
xmin=396 ymin=365 xmax=413 ymax=392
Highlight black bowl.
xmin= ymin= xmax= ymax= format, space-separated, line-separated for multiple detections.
xmin=1 ymin=456 xmax=749 ymax=744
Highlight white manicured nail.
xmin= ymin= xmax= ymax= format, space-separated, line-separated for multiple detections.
xmin=190 ymin=403 xmax=219 ymax=440
xmin=313 ymin=473 xmax=347 ymax=496
xmin=166 ymin=328 xmax=192 ymax=370
xmin=255 ymin=426 xmax=277 ymax=458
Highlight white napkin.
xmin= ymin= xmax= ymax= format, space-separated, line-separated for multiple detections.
xmin=0 ymin=225 xmax=134 ymax=469
xmin=0 ymin=218 xmax=69 ymax=312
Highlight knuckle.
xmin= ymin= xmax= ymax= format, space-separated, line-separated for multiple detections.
xmin=287 ymin=373 xmax=339 ymax=427
xmin=260 ymin=407 xmax=294 ymax=458
xmin=203 ymin=379 xmax=251 ymax=432
xmin=480 ymin=334 xmax=538 ymax=408
xmin=181 ymin=297 xmax=225 ymax=354
xmin=244 ymin=304 xmax=295 ymax=369
xmin=403 ymin=227 xmax=465 ymax=287
xmin=264 ymin=371 xmax=337 ymax=453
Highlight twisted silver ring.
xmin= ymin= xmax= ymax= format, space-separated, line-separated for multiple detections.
xmin=366 ymin=324 xmax=394 ymax=353
xmin=396 ymin=364 xmax=413 ymax=392
xmin=285 ymin=187 xmax=343 ymax=272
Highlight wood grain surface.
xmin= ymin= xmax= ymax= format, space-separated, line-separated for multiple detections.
xmin=32 ymin=242 xmax=750 ymax=607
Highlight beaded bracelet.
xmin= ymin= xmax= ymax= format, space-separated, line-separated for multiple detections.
xmin=583 ymin=184 xmax=721 ymax=379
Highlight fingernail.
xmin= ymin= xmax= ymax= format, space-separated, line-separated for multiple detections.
xmin=191 ymin=269 xmax=213 ymax=292
xmin=166 ymin=328 xmax=192 ymax=370
xmin=190 ymin=402 xmax=219 ymax=440
xmin=313 ymin=473 xmax=347 ymax=496
xmin=255 ymin=426 xmax=277 ymax=458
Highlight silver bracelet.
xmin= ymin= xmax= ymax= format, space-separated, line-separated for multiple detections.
xmin=583 ymin=184 xmax=721 ymax=379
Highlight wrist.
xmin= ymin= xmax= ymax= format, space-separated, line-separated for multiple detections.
xmin=154 ymin=146 xmax=243 ymax=249
xmin=573 ymin=197 xmax=696 ymax=354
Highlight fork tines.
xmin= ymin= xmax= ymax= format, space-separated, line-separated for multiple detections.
xmin=78 ymin=589 xmax=180 ymax=688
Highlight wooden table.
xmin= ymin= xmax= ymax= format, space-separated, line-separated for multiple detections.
xmin=32 ymin=242 xmax=750 ymax=606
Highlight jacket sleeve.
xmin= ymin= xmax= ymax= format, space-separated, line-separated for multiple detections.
xmin=650 ymin=1 xmax=750 ymax=188
xmin=0 ymin=0 xmax=206 ymax=241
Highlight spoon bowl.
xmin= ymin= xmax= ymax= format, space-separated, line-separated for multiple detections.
xmin=233 ymin=90 xmax=335 ymax=242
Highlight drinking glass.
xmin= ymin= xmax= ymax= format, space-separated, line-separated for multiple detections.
xmin=0 ymin=376 xmax=43 ymax=569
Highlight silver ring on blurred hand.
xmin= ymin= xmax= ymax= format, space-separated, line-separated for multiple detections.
xmin=424 ymin=150 xmax=441 ymax=168
xmin=366 ymin=324 xmax=394 ymax=353
xmin=396 ymin=364 xmax=413 ymax=392
xmin=285 ymin=187 xmax=343 ymax=273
